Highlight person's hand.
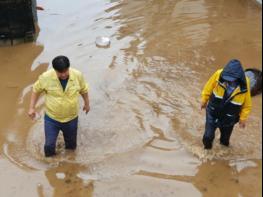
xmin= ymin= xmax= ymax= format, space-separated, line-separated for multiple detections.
xmin=28 ymin=108 xmax=36 ymax=120
xmin=239 ymin=120 xmax=246 ymax=129
xmin=201 ymin=101 xmax=207 ymax=110
xmin=83 ymin=104 xmax=90 ymax=114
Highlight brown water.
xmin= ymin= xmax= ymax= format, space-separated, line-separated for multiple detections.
xmin=0 ymin=0 xmax=262 ymax=196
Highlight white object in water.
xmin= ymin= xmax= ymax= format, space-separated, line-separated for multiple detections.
xmin=95 ymin=36 xmax=110 ymax=47
xmin=245 ymin=70 xmax=257 ymax=88
xmin=56 ymin=173 xmax=66 ymax=179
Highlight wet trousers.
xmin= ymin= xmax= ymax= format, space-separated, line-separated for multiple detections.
xmin=44 ymin=116 xmax=78 ymax=157
xmin=202 ymin=111 xmax=234 ymax=149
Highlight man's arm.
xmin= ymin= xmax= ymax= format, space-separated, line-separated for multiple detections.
xmin=28 ymin=91 xmax=41 ymax=120
xmin=201 ymin=69 xmax=222 ymax=110
xmin=239 ymin=78 xmax=252 ymax=128
xmin=78 ymin=72 xmax=90 ymax=114
xmin=28 ymin=75 xmax=45 ymax=120
xmin=81 ymin=92 xmax=90 ymax=114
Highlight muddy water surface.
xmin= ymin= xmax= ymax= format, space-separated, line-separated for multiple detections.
xmin=0 ymin=0 xmax=262 ymax=196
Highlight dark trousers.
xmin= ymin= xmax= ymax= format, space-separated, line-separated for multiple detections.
xmin=202 ymin=109 xmax=234 ymax=149
xmin=44 ymin=117 xmax=78 ymax=157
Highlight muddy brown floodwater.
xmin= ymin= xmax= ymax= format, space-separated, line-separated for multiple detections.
xmin=0 ymin=0 xmax=262 ymax=196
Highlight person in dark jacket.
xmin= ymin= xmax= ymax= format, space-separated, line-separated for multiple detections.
xmin=201 ymin=59 xmax=252 ymax=149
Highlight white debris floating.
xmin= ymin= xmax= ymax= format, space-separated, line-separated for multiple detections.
xmin=95 ymin=36 xmax=111 ymax=47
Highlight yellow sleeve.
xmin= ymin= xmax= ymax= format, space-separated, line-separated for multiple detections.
xmin=32 ymin=75 xmax=45 ymax=93
xmin=239 ymin=77 xmax=252 ymax=121
xmin=201 ymin=69 xmax=222 ymax=103
xmin=79 ymin=73 xmax=89 ymax=94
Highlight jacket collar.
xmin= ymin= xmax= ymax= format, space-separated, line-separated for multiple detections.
xmin=217 ymin=80 xmax=245 ymax=97
xmin=50 ymin=68 xmax=75 ymax=81
xmin=218 ymin=73 xmax=247 ymax=93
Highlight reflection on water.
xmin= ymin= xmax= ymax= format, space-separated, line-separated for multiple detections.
xmin=44 ymin=162 xmax=93 ymax=197
xmin=0 ymin=0 xmax=262 ymax=196
xmin=192 ymin=160 xmax=262 ymax=197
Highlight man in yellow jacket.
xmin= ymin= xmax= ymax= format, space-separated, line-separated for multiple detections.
xmin=201 ymin=59 xmax=252 ymax=149
xmin=28 ymin=56 xmax=90 ymax=157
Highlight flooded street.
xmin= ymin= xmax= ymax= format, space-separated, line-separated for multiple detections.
xmin=0 ymin=0 xmax=262 ymax=196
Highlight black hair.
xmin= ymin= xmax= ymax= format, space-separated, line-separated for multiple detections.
xmin=52 ymin=56 xmax=70 ymax=72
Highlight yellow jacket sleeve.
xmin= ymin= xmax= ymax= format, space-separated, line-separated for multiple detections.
xmin=239 ymin=77 xmax=252 ymax=121
xmin=201 ymin=69 xmax=222 ymax=104
xmin=79 ymin=73 xmax=89 ymax=95
xmin=32 ymin=75 xmax=45 ymax=93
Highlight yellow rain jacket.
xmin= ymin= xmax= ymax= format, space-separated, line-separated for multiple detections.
xmin=202 ymin=69 xmax=252 ymax=122
xmin=33 ymin=68 xmax=89 ymax=122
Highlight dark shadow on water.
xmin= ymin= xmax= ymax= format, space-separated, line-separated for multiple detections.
xmin=0 ymin=42 xmax=48 ymax=150
xmin=44 ymin=162 xmax=94 ymax=197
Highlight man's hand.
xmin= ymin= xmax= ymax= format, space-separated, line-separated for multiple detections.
xmin=28 ymin=91 xmax=40 ymax=120
xmin=201 ymin=101 xmax=207 ymax=110
xmin=28 ymin=108 xmax=36 ymax=120
xmin=83 ymin=104 xmax=90 ymax=114
xmin=239 ymin=120 xmax=246 ymax=129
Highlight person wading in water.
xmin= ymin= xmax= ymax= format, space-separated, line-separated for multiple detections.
xmin=201 ymin=59 xmax=252 ymax=150
xmin=28 ymin=56 xmax=90 ymax=157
